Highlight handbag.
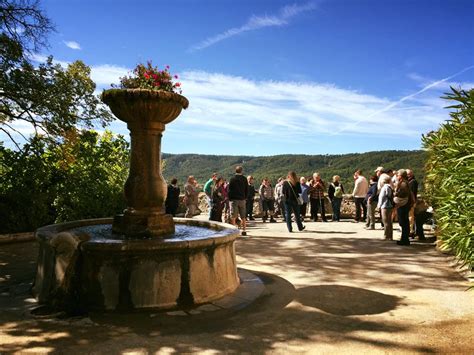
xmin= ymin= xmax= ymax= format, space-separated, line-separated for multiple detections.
xmin=288 ymin=181 xmax=304 ymax=205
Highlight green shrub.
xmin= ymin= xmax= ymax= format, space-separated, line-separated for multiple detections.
xmin=0 ymin=130 xmax=129 ymax=233
xmin=422 ymin=87 xmax=474 ymax=270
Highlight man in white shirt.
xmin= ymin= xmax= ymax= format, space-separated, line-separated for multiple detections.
xmin=352 ymin=169 xmax=369 ymax=222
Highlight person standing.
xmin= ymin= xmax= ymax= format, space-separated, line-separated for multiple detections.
xmin=203 ymin=172 xmax=218 ymax=220
xmin=365 ymin=175 xmax=379 ymax=229
xmin=246 ymin=175 xmax=257 ymax=221
xmin=259 ymin=178 xmax=276 ymax=223
xmin=309 ymin=172 xmax=327 ymax=222
xmin=299 ymin=177 xmax=309 ymax=221
xmin=210 ymin=177 xmax=225 ymax=222
xmin=377 ymin=175 xmax=394 ymax=240
xmin=394 ymin=169 xmax=414 ymax=246
xmin=328 ymin=175 xmax=344 ymax=221
xmin=274 ymin=177 xmax=286 ymax=221
xmin=352 ymin=169 xmax=368 ymax=222
xmin=282 ymin=171 xmax=305 ymax=232
xmin=407 ymin=169 xmax=418 ymax=237
xmin=184 ymin=175 xmax=199 ymax=218
xmin=165 ymin=178 xmax=180 ymax=216
xmin=228 ymin=166 xmax=249 ymax=236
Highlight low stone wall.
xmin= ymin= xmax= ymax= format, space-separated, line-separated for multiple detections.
xmin=176 ymin=193 xmax=358 ymax=219
xmin=0 ymin=232 xmax=35 ymax=245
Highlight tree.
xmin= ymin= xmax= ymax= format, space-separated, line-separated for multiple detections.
xmin=0 ymin=0 xmax=113 ymax=148
xmin=0 ymin=130 xmax=129 ymax=233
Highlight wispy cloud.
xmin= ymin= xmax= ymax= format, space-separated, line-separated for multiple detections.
xmin=4 ymin=60 xmax=468 ymax=154
xmin=408 ymin=70 xmax=474 ymax=92
xmin=330 ymin=65 xmax=474 ymax=135
xmin=167 ymin=70 xmax=451 ymax=143
xmin=189 ymin=2 xmax=317 ymax=52
xmin=63 ymin=40 xmax=81 ymax=50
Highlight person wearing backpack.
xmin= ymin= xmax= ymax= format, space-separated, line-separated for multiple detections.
xmin=328 ymin=175 xmax=344 ymax=221
xmin=377 ymin=175 xmax=394 ymax=240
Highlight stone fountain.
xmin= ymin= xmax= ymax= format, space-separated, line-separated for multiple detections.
xmin=33 ymin=89 xmax=240 ymax=312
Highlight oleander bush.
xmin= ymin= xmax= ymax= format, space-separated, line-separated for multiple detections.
xmin=422 ymin=87 xmax=474 ymax=270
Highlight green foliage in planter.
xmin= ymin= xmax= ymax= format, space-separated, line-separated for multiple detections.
xmin=0 ymin=130 xmax=129 ymax=233
xmin=422 ymin=87 xmax=474 ymax=270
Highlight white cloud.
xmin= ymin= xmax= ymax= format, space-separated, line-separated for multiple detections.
xmin=90 ymin=64 xmax=129 ymax=87
xmin=64 ymin=40 xmax=81 ymax=50
xmin=167 ymin=70 xmax=450 ymax=142
xmin=189 ymin=2 xmax=317 ymax=52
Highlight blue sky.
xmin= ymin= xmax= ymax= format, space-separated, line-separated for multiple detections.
xmin=6 ymin=0 xmax=474 ymax=155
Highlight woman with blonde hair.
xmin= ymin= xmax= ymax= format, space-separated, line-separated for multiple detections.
xmin=328 ymin=175 xmax=345 ymax=221
xmin=282 ymin=171 xmax=305 ymax=232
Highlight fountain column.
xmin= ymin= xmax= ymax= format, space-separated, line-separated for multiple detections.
xmin=101 ymin=89 xmax=189 ymax=237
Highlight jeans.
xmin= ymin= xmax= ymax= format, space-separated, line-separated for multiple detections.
xmin=310 ymin=197 xmax=327 ymax=221
xmin=284 ymin=201 xmax=304 ymax=232
xmin=331 ymin=198 xmax=342 ymax=221
xmin=397 ymin=204 xmax=410 ymax=243
xmin=354 ymin=197 xmax=367 ymax=221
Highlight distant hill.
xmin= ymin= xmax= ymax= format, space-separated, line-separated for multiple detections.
xmin=162 ymin=150 xmax=426 ymax=191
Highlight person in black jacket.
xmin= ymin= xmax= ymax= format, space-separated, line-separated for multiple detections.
xmin=165 ymin=178 xmax=180 ymax=216
xmin=228 ymin=166 xmax=249 ymax=236
xmin=282 ymin=171 xmax=305 ymax=232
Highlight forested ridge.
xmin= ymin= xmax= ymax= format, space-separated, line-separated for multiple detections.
xmin=162 ymin=150 xmax=426 ymax=189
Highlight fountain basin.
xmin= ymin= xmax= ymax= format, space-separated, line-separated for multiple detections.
xmin=33 ymin=218 xmax=239 ymax=312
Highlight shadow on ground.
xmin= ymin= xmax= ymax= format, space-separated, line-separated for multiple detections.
xmin=0 ymin=267 xmax=435 ymax=354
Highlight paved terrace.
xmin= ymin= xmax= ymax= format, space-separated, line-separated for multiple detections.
xmin=1 ymin=217 xmax=473 ymax=354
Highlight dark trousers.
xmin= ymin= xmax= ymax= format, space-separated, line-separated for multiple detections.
xmin=284 ymin=201 xmax=304 ymax=232
xmin=300 ymin=202 xmax=308 ymax=219
xmin=310 ymin=197 xmax=327 ymax=221
xmin=246 ymin=198 xmax=254 ymax=219
xmin=165 ymin=204 xmax=178 ymax=216
xmin=397 ymin=204 xmax=410 ymax=243
xmin=354 ymin=197 xmax=367 ymax=221
xmin=331 ymin=198 xmax=342 ymax=221
xmin=415 ymin=211 xmax=431 ymax=240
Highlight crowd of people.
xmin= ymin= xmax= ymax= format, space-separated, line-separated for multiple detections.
xmin=165 ymin=165 xmax=430 ymax=245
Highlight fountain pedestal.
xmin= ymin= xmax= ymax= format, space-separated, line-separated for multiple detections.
xmin=101 ymin=89 xmax=189 ymax=237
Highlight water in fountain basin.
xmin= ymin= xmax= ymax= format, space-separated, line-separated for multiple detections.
xmin=71 ymin=224 xmax=220 ymax=243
